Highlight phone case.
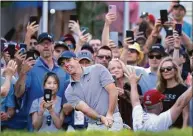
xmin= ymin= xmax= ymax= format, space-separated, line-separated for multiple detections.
xmin=108 ymin=5 xmax=117 ymax=14
xmin=44 ymin=89 xmax=52 ymax=102
xmin=160 ymin=10 xmax=168 ymax=24
xmin=175 ymin=24 xmax=182 ymax=36
xmin=70 ymin=15 xmax=78 ymax=22
xmin=29 ymin=16 xmax=38 ymax=25
xmin=7 ymin=45 xmax=15 ymax=59
xmin=110 ymin=32 xmax=119 ymax=46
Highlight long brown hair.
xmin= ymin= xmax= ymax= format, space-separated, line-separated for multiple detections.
xmin=156 ymin=57 xmax=184 ymax=92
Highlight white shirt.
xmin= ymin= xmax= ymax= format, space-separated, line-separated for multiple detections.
xmin=132 ymin=105 xmax=172 ymax=132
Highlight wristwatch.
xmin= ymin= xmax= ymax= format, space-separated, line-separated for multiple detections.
xmin=96 ymin=115 xmax=103 ymax=125
xmin=7 ymin=113 xmax=11 ymax=119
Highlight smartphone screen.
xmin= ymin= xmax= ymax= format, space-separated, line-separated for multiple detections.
xmin=19 ymin=43 xmax=27 ymax=54
xmin=166 ymin=27 xmax=173 ymax=37
xmin=44 ymin=89 xmax=52 ymax=102
xmin=81 ymin=27 xmax=89 ymax=35
xmin=29 ymin=16 xmax=39 ymax=25
xmin=110 ymin=32 xmax=119 ymax=46
xmin=175 ymin=24 xmax=182 ymax=36
xmin=108 ymin=5 xmax=117 ymax=14
xmin=70 ymin=15 xmax=78 ymax=22
xmin=160 ymin=10 xmax=168 ymax=24
xmin=7 ymin=44 xmax=16 ymax=59
xmin=126 ymin=30 xmax=134 ymax=44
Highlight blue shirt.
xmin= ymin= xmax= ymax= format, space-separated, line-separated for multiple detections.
xmin=24 ymin=57 xmax=69 ymax=130
xmin=182 ymin=21 xmax=192 ymax=40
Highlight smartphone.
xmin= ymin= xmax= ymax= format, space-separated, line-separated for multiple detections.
xmin=7 ymin=44 xmax=16 ymax=59
xmin=19 ymin=43 xmax=27 ymax=54
xmin=81 ymin=27 xmax=89 ymax=35
xmin=175 ymin=24 xmax=182 ymax=36
xmin=108 ymin=5 xmax=117 ymax=14
xmin=139 ymin=21 xmax=147 ymax=34
xmin=110 ymin=32 xmax=119 ymax=46
xmin=26 ymin=50 xmax=38 ymax=60
xmin=70 ymin=15 xmax=78 ymax=22
xmin=44 ymin=89 xmax=52 ymax=102
xmin=160 ymin=10 xmax=168 ymax=24
xmin=126 ymin=30 xmax=134 ymax=44
xmin=29 ymin=16 xmax=39 ymax=25
xmin=166 ymin=27 xmax=173 ymax=37
xmin=112 ymin=75 xmax=117 ymax=86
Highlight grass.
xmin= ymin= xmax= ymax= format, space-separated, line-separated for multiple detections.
xmin=1 ymin=127 xmax=192 ymax=136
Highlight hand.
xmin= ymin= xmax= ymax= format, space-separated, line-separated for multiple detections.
xmin=106 ymin=113 xmax=114 ymax=128
xmin=105 ymin=12 xmax=117 ymax=25
xmin=3 ymin=60 xmax=17 ymax=77
xmin=173 ymin=30 xmax=181 ymax=48
xmin=168 ymin=1 xmax=179 ymax=13
xmin=0 ymin=112 xmax=9 ymax=121
xmin=40 ymin=99 xmax=46 ymax=112
xmin=117 ymin=87 xmax=124 ymax=96
xmin=68 ymin=20 xmax=81 ymax=35
xmin=78 ymin=33 xmax=91 ymax=46
xmin=126 ymin=66 xmax=142 ymax=84
xmin=108 ymin=40 xmax=117 ymax=48
xmin=134 ymin=31 xmax=146 ymax=40
xmin=123 ymin=37 xmax=134 ymax=49
xmin=26 ymin=22 xmax=39 ymax=37
xmin=14 ymin=49 xmax=26 ymax=66
xmin=44 ymin=100 xmax=54 ymax=112
xmin=21 ymin=57 xmax=36 ymax=74
xmin=164 ymin=35 xmax=175 ymax=48
xmin=100 ymin=116 xmax=109 ymax=127
xmin=163 ymin=21 xmax=176 ymax=29
xmin=152 ymin=19 xmax=162 ymax=37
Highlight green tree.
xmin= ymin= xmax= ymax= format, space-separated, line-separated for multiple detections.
xmin=76 ymin=1 xmax=108 ymax=39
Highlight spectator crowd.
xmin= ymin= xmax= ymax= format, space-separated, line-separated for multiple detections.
xmin=1 ymin=1 xmax=193 ymax=132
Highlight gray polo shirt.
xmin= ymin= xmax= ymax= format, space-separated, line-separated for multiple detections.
xmin=65 ymin=64 xmax=119 ymax=123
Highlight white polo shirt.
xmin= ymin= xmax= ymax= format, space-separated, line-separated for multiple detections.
xmin=132 ymin=105 xmax=172 ymax=132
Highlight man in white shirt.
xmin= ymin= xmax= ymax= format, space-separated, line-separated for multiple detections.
xmin=127 ymin=67 xmax=192 ymax=132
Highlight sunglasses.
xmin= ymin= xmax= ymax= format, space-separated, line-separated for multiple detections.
xmin=128 ymin=49 xmax=138 ymax=54
xmin=148 ymin=55 xmax=162 ymax=60
xmin=160 ymin=66 xmax=174 ymax=73
xmin=97 ymin=55 xmax=111 ymax=60
xmin=46 ymin=115 xmax=52 ymax=126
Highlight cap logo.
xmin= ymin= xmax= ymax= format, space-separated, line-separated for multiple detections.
xmin=48 ymin=35 xmax=52 ymax=38
xmin=146 ymin=95 xmax=150 ymax=101
xmin=152 ymin=46 xmax=160 ymax=49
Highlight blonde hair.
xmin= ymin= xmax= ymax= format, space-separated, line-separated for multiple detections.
xmin=156 ymin=57 xmax=184 ymax=92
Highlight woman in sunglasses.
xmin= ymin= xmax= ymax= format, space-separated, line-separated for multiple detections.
xmin=157 ymin=57 xmax=189 ymax=128
xmin=108 ymin=58 xmax=142 ymax=129
xmin=30 ymin=72 xmax=64 ymax=132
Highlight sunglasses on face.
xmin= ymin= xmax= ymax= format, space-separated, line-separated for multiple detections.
xmin=97 ymin=55 xmax=111 ymax=60
xmin=148 ymin=55 xmax=162 ymax=60
xmin=128 ymin=49 xmax=138 ymax=54
xmin=160 ymin=66 xmax=174 ymax=73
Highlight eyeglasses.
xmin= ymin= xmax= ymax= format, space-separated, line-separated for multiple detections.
xmin=46 ymin=115 xmax=52 ymax=126
xmin=30 ymin=42 xmax=38 ymax=46
xmin=97 ymin=55 xmax=111 ymax=60
xmin=148 ymin=55 xmax=162 ymax=60
xmin=160 ymin=66 xmax=174 ymax=73
xmin=128 ymin=49 xmax=138 ymax=54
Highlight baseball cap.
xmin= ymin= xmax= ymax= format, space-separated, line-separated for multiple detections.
xmin=77 ymin=50 xmax=92 ymax=62
xmin=173 ymin=4 xmax=186 ymax=12
xmin=149 ymin=44 xmax=166 ymax=56
xmin=37 ymin=33 xmax=53 ymax=44
xmin=54 ymin=41 xmax=69 ymax=51
xmin=61 ymin=34 xmax=76 ymax=49
xmin=128 ymin=42 xmax=144 ymax=63
xmin=144 ymin=89 xmax=165 ymax=106
xmin=57 ymin=51 xmax=76 ymax=65
xmin=148 ymin=14 xmax=155 ymax=25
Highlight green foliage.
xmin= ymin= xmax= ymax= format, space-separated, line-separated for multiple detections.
xmin=76 ymin=1 xmax=108 ymax=39
xmin=1 ymin=2 xmax=13 ymax=7
xmin=1 ymin=127 xmax=192 ymax=136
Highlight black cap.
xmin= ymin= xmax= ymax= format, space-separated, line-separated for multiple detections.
xmin=37 ymin=33 xmax=53 ymax=44
xmin=149 ymin=44 xmax=166 ymax=56
xmin=54 ymin=41 xmax=69 ymax=51
xmin=173 ymin=4 xmax=186 ymax=12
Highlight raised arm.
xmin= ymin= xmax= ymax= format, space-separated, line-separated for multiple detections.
xmin=170 ymin=86 xmax=192 ymax=124
xmin=14 ymin=58 xmax=35 ymax=98
xmin=1 ymin=60 xmax=17 ymax=97
xmin=101 ymin=13 xmax=116 ymax=46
